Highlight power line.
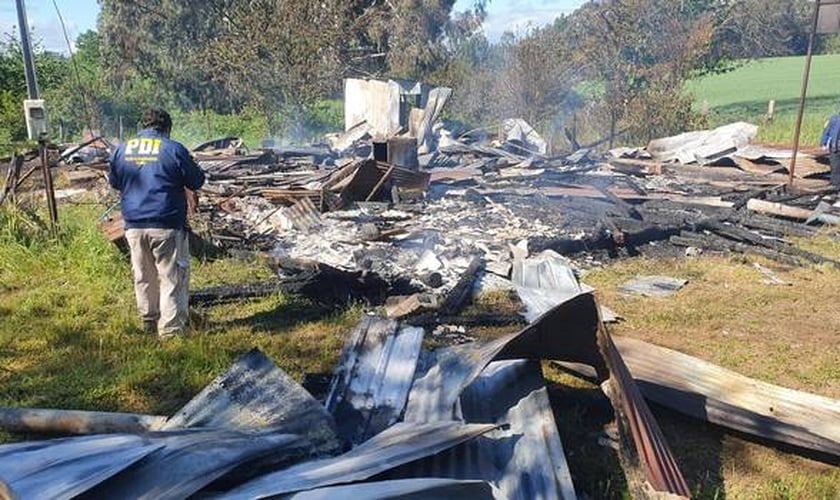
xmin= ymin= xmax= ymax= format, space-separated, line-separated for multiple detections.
xmin=50 ymin=0 xmax=98 ymax=142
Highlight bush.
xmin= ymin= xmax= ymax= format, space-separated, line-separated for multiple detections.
xmin=170 ymin=108 xmax=269 ymax=150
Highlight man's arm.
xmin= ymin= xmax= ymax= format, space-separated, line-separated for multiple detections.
xmin=108 ymin=148 xmax=120 ymax=189
xmin=176 ymin=144 xmax=206 ymax=191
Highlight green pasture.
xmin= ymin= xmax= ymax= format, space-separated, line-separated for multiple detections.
xmin=688 ymin=54 xmax=840 ymax=144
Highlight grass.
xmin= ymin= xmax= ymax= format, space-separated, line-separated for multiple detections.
xmin=0 ymin=202 xmax=362 ymax=444
xmin=1 ymin=202 xmax=839 ymax=498
xmin=688 ymin=54 xmax=840 ymax=144
xmin=577 ymin=246 xmax=840 ymax=499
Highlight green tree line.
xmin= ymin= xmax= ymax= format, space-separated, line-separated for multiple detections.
xmin=1 ymin=0 xmax=838 ymax=152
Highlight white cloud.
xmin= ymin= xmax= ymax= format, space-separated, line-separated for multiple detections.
xmin=1 ymin=1 xmax=92 ymax=55
xmin=454 ymin=0 xmax=584 ymax=41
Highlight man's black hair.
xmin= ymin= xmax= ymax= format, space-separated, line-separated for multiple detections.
xmin=140 ymin=108 xmax=173 ymax=134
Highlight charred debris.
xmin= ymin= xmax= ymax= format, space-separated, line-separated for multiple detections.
xmin=2 ymin=79 xmax=840 ymax=498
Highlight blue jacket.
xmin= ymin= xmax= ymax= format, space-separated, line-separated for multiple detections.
xmin=821 ymin=114 xmax=840 ymax=153
xmin=109 ymin=129 xmax=205 ymax=230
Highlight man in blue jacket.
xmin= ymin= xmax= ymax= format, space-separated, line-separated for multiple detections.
xmin=821 ymin=107 xmax=840 ymax=188
xmin=109 ymin=109 xmax=206 ymax=339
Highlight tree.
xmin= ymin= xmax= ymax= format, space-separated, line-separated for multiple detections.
xmin=0 ymin=33 xmax=70 ymax=148
xmin=568 ymin=0 xmax=718 ymax=145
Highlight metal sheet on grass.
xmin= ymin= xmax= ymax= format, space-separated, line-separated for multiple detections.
xmin=326 ymin=316 xmax=424 ymax=444
xmin=163 ymin=349 xmax=339 ymax=450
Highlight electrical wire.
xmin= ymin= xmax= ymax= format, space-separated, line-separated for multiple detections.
xmin=50 ymin=0 xmax=98 ymax=143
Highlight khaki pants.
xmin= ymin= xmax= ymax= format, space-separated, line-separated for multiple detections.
xmin=125 ymin=228 xmax=190 ymax=335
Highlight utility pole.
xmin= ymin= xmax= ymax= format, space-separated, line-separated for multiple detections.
xmin=788 ymin=0 xmax=822 ymax=186
xmin=15 ymin=0 xmax=39 ymax=100
xmin=15 ymin=0 xmax=58 ymax=230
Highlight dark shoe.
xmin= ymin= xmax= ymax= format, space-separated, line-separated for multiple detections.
xmin=142 ymin=320 xmax=157 ymax=335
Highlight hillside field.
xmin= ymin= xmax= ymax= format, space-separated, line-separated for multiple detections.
xmin=688 ymin=54 xmax=840 ymax=144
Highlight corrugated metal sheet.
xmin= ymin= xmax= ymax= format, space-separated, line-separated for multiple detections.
xmin=287 ymin=478 xmax=495 ymax=499
xmin=79 ymin=430 xmax=308 ymax=500
xmin=163 ymin=349 xmax=339 ymax=451
xmin=511 ymin=249 xmax=586 ymax=322
xmin=287 ymin=197 xmax=321 ymax=231
xmin=386 ymin=360 xmax=577 ymax=500
xmin=0 ymin=434 xmax=161 ymax=499
xmin=219 ymin=422 xmax=498 ymax=499
xmin=325 ymin=316 xmax=424 ymax=444
xmin=403 ymin=334 xmax=516 ymax=423
xmin=509 ymin=273 xmax=690 ymax=497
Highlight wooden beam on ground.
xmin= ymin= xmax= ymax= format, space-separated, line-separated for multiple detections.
xmin=746 ymin=198 xmax=814 ymax=221
xmin=620 ymin=335 xmax=840 ymax=458
xmin=556 ymin=336 xmax=840 ymax=459
xmin=0 ymin=407 xmax=168 ymax=435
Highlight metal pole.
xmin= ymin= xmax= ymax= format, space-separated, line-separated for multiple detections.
xmin=14 ymin=0 xmax=39 ymax=100
xmin=789 ymin=0 xmax=822 ymax=186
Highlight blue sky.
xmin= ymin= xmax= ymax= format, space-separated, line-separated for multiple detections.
xmin=1 ymin=0 xmax=586 ymax=54
xmin=453 ymin=0 xmax=586 ymax=40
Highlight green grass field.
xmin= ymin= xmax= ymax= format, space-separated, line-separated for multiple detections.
xmin=688 ymin=54 xmax=840 ymax=144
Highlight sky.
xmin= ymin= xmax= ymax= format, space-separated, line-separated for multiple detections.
xmin=453 ymin=0 xmax=586 ymax=40
xmin=1 ymin=0 xmax=587 ymax=54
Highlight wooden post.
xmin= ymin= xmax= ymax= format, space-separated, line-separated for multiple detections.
xmin=789 ymin=0 xmax=822 ymax=185
xmin=40 ymin=140 xmax=58 ymax=231
xmin=0 ymin=407 xmax=168 ymax=435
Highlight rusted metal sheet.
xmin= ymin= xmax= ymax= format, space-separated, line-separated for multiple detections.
xmin=325 ymin=316 xmax=424 ymax=444
xmin=505 ymin=283 xmax=690 ymax=497
xmin=597 ymin=328 xmax=691 ymax=497
xmin=375 ymin=162 xmax=430 ymax=191
xmin=162 ymin=349 xmax=339 ymax=451
xmin=287 ymin=196 xmax=321 ymax=231
xmin=0 ymin=434 xmax=161 ymax=500
xmin=287 ymin=478 xmax=495 ymax=499
xmin=80 ymin=430 xmax=308 ymax=500
xmin=220 ymin=422 xmax=498 ymax=499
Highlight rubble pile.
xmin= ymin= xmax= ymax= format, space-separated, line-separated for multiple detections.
xmin=176 ymin=118 xmax=839 ymax=317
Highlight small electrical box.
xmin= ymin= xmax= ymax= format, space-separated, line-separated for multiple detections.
xmin=23 ymin=99 xmax=48 ymax=140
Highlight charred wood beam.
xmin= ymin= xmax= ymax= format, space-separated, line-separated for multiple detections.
xmin=192 ymin=262 xmax=403 ymax=308
xmin=439 ymin=256 xmax=483 ymax=315
xmin=671 ymin=231 xmax=806 ymax=267
xmin=725 ymin=212 xmax=817 ymax=238
xmin=699 ymin=220 xmax=836 ymax=266
xmin=191 ymin=281 xmax=291 ymax=306
xmin=405 ymin=313 xmax=526 ymax=328
xmin=729 ymin=184 xmax=785 ymax=210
